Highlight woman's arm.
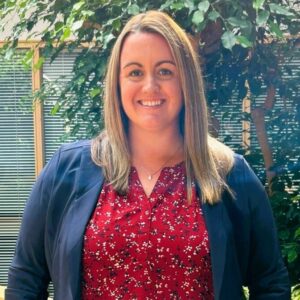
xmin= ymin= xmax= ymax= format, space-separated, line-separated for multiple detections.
xmin=5 ymin=149 xmax=61 ymax=300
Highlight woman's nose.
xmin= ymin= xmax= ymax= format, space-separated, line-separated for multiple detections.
xmin=142 ymin=75 xmax=160 ymax=93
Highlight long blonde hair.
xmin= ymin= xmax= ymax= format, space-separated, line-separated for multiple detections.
xmin=92 ymin=11 xmax=234 ymax=204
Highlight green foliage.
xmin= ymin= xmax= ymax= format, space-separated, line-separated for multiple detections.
xmin=0 ymin=0 xmax=299 ymax=285
xmin=271 ymin=190 xmax=300 ymax=282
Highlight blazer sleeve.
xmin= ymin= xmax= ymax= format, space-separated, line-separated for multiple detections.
xmin=240 ymin=158 xmax=291 ymax=299
xmin=5 ymin=148 xmax=61 ymax=300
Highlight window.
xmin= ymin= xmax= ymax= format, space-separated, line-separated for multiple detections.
xmin=0 ymin=50 xmax=35 ymax=285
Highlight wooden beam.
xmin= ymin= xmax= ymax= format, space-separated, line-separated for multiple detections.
xmin=0 ymin=285 xmax=5 ymax=300
xmin=0 ymin=41 xmax=40 ymax=48
xmin=242 ymin=95 xmax=251 ymax=152
xmin=0 ymin=40 xmax=94 ymax=48
xmin=32 ymin=45 xmax=44 ymax=176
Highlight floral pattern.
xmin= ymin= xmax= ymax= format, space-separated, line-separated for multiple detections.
xmin=81 ymin=162 xmax=214 ymax=299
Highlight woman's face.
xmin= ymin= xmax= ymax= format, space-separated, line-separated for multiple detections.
xmin=119 ymin=32 xmax=183 ymax=133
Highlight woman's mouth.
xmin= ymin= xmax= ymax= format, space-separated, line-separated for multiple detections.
xmin=138 ymin=99 xmax=165 ymax=107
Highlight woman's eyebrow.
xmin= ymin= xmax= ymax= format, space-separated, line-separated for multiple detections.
xmin=122 ymin=60 xmax=176 ymax=69
xmin=122 ymin=62 xmax=142 ymax=69
xmin=156 ymin=60 xmax=176 ymax=67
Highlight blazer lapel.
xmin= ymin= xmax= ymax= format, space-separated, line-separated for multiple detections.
xmin=66 ymin=181 xmax=103 ymax=299
xmin=202 ymin=201 xmax=228 ymax=300
xmin=56 ymin=147 xmax=104 ymax=299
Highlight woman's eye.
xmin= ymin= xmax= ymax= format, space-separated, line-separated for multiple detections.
xmin=158 ymin=68 xmax=173 ymax=77
xmin=129 ymin=70 xmax=143 ymax=77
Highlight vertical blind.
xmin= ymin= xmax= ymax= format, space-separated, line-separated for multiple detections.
xmin=43 ymin=52 xmax=78 ymax=162
xmin=0 ymin=50 xmax=35 ymax=285
xmin=43 ymin=51 xmax=89 ymax=163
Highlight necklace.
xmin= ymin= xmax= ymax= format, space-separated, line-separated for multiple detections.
xmin=139 ymin=144 xmax=183 ymax=181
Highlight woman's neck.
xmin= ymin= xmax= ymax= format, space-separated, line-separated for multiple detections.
xmin=129 ymin=127 xmax=184 ymax=170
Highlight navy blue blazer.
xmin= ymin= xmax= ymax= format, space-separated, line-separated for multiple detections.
xmin=6 ymin=140 xmax=290 ymax=299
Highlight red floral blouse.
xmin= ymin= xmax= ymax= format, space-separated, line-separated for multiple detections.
xmin=81 ymin=162 xmax=214 ymax=299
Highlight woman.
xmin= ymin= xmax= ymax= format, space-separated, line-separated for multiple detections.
xmin=6 ymin=11 xmax=290 ymax=300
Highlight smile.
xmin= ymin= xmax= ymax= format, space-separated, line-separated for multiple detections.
xmin=138 ymin=100 xmax=165 ymax=107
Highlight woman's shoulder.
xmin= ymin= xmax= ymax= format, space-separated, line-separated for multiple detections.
xmin=57 ymin=139 xmax=92 ymax=154
xmin=41 ymin=140 xmax=97 ymax=184
xmin=229 ymin=153 xmax=260 ymax=184
xmin=226 ymin=153 xmax=268 ymax=208
xmin=206 ymin=137 xmax=259 ymax=186
xmin=50 ymin=139 xmax=93 ymax=165
xmin=39 ymin=139 xmax=102 ymax=204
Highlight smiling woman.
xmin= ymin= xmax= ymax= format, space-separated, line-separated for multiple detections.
xmin=6 ymin=10 xmax=290 ymax=300
xmin=119 ymin=32 xmax=183 ymax=136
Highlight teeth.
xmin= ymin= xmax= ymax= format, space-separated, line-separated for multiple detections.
xmin=140 ymin=100 xmax=163 ymax=107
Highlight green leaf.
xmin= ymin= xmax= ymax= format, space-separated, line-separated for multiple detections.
xmin=198 ymin=0 xmax=210 ymax=13
xmin=287 ymin=249 xmax=298 ymax=263
xmin=236 ymin=36 xmax=252 ymax=48
xmin=112 ymin=18 xmax=121 ymax=31
xmin=90 ymin=88 xmax=101 ymax=98
xmin=268 ymin=21 xmax=283 ymax=38
xmin=19 ymin=0 xmax=27 ymax=8
xmin=253 ymin=0 xmax=265 ymax=10
xmin=171 ymin=2 xmax=185 ymax=10
xmin=73 ymin=1 xmax=85 ymax=11
xmin=76 ymin=75 xmax=86 ymax=85
xmin=294 ymin=227 xmax=300 ymax=239
xmin=221 ymin=31 xmax=236 ymax=50
xmin=72 ymin=20 xmax=84 ymax=32
xmin=127 ymin=4 xmax=140 ymax=15
xmin=256 ymin=10 xmax=270 ymax=26
xmin=61 ymin=27 xmax=71 ymax=41
xmin=4 ymin=47 xmax=15 ymax=60
xmin=184 ymin=0 xmax=195 ymax=13
xmin=6 ymin=0 xmax=15 ymax=8
xmin=82 ymin=10 xmax=94 ymax=17
xmin=51 ymin=102 xmax=61 ymax=115
xmin=21 ymin=49 xmax=34 ymax=68
xmin=54 ymin=22 xmax=64 ymax=33
xmin=192 ymin=10 xmax=204 ymax=26
xmin=269 ymin=3 xmax=294 ymax=16
xmin=159 ymin=0 xmax=173 ymax=10
xmin=208 ymin=10 xmax=220 ymax=21
xmin=227 ymin=17 xmax=251 ymax=29
xmin=103 ymin=33 xmax=115 ymax=48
